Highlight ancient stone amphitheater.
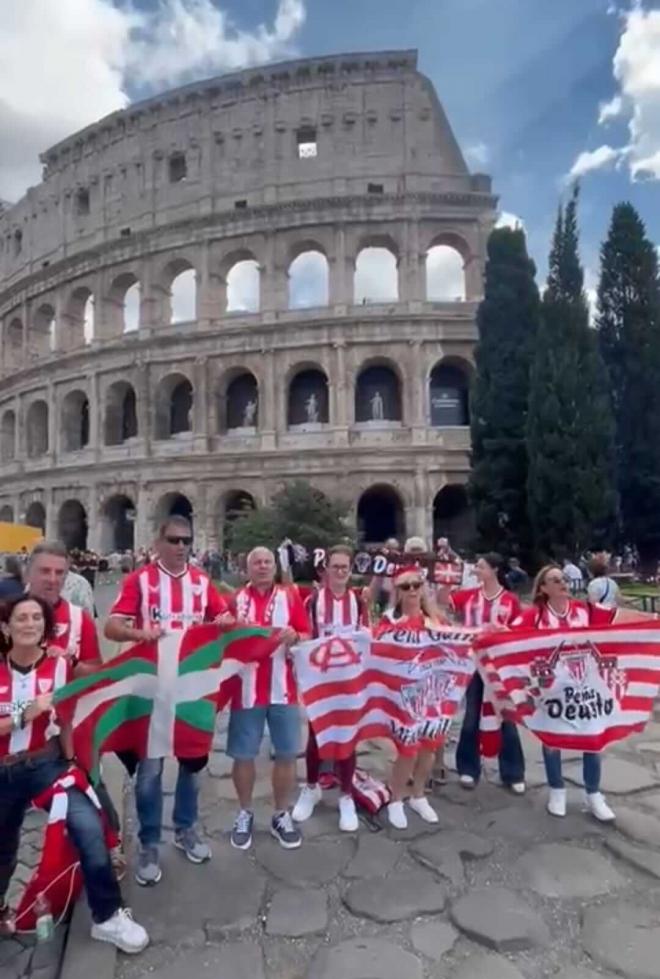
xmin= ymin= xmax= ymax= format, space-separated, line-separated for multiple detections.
xmin=0 ymin=50 xmax=495 ymax=554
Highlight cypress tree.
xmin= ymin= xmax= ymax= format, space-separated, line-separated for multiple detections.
xmin=469 ymin=227 xmax=540 ymax=556
xmin=527 ymin=187 xmax=616 ymax=559
xmin=597 ymin=202 xmax=660 ymax=564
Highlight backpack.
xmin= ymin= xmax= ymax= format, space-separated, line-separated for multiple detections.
xmin=351 ymin=767 xmax=391 ymax=814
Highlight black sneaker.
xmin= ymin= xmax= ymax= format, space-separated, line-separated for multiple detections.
xmin=270 ymin=810 xmax=302 ymax=849
xmin=230 ymin=809 xmax=254 ymax=850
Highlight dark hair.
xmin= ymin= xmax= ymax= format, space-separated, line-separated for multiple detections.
xmin=28 ymin=540 xmax=69 ymax=565
xmin=589 ymin=556 xmax=609 ymax=578
xmin=0 ymin=594 xmax=55 ymax=655
xmin=158 ymin=515 xmax=193 ymax=539
xmin=327 ymin=545 xmax=353 ymax=561
xmin=479 ymin=552 xmax=507 ymax=587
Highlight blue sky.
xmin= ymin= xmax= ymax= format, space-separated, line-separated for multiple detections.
xmin=3 ymin=0 xmax=659 ymax=292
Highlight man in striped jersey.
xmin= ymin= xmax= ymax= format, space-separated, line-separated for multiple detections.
xmin=105 ymin=515 xmax=234 ymax=886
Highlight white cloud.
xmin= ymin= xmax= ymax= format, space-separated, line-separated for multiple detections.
xmin=496 ymin=211 xmax=526 ymax=231
xmin=0 ymin=0 xmax=306 ymax=201
xmin=426 ymin=246 xmax=466 ymax=302
xmin=568 ymin=4 xmax=660 ymax=182
xmin=463 ymin=141 xmax=490 ymax=169
xmin=354 ymin=248 xmax=399 ymax=304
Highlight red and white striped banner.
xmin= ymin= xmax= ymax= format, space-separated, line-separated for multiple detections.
xmin=293 ymin=628 xmax=476 ymax=758
xmin=476 ymin=622 xmax=660 ymax=752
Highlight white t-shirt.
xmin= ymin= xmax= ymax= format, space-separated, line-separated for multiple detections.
xmin=587 ymin=575 xmax=620 ymax=608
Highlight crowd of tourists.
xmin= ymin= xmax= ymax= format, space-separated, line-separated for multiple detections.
xmin=0 ymin=521 xmax=654 ymax=955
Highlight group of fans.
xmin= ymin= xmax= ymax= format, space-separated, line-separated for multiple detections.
xmin=0 ymin=519 xmax=653 ymax=955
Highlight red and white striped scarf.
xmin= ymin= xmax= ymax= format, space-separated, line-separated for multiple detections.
xmin=235 ymin=585 xmax=291 ymax=626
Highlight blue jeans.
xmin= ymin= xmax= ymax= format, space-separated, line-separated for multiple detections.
xmin=542 ymin=746 xmax=601 ymax=794
xmin=456 ymin=672 xmax=525 ymax=784
xmin=135 ymin=758 xmax=201 ymax=846
xmin=0 ymin=751 xmax=121 ymax=924
xmin=226 ymin=706 xmax=301 ymax=761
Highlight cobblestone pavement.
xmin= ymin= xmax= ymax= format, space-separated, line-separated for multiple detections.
xmin=114 ymin=717 xmax=660 ymax=979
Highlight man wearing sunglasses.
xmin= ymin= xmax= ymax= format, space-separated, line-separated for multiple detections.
xmin=105 ymin=515 xmax=234 ymax=886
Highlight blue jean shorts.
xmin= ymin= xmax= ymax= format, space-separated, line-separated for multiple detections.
xmin=226 ymin=705 xmax=301 ymax=761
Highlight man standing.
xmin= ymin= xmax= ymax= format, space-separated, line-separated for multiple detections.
xmin=292 ymin=545 xmax=364 ymax=831
xmin=227 ymin=547 xmax=310 ymax=851
xmin=105 ymin=515 xmax=233 ymax=886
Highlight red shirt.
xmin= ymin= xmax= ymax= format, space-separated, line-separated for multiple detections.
xmin=110 ymin=562 xmax=227 ymax=631
xmin=450 ymin=587 xmax=521 ymax=628
xmin=307 ymin=587 xmax=366 ymax=638
xmin=51 ymin=598 xmax=101 ymax=665
xmin=227 ymin=584 xmax=310 ymax=708
xmin=513 ymin=599 xmax=615 ymax=630
xmin=0 ymin=654 xmax=71 ymax=757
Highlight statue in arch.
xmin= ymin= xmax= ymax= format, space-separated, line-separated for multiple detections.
xmin=305 ymin=393 xmax=319 ymax=424
xmin=243 ymin=399 xmax=257 ymax=427
xmin=370 ymin=390 xmax=384 ymax=422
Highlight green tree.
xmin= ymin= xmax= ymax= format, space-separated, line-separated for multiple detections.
xmin=469 ymin=226 xmax=540 ymax=557
xmin=527 ymin=187 xmax=616 ymax=559
xmin=597 ymin=202 xmax=660 ymax=564
xmin=226 ymin=480 xmax=354 ymax=557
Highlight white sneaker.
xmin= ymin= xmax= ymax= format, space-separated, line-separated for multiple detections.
xmin=547 ymin=788 xmax=567 ymax=817
xmin=387 ymin=801 xmax=408 ymax=830
xmin=459 ymin=774 xmax=476 ymax=789
xmin=292 ymin=784 xmax=322 ymax=822
xmin=510 ymin=782 xmax=526 ymax=796
xmin=586 ymin=792 xmax=616 ymax=822
xmin=338 ymin=794 xmax=359 ymax=832
xmin=91 ymin=908 xmax=149 ymax=954
xmin=407 ymin=795 xmax=439 ymax=824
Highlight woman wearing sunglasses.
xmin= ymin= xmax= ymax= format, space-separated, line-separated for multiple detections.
xmin=374 ymin=566 xmax=448 ymax=829
xmin=515 ymin=563 xmax=621 ymax=821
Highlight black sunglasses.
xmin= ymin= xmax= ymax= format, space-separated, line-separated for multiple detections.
xmin=165 ymin=535 xmax=193 ymax=546
xmin=398 ymin=582 xmax=423 ymax=592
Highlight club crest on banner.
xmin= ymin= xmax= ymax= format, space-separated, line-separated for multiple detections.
xmin=401 ymin=670 xmax=456 ymax=722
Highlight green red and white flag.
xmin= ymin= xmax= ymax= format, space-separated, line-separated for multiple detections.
xmin=54 ymin=624 xmax=281 ymax=776
xmin=476 ymin=622 xmax=660 ymax=753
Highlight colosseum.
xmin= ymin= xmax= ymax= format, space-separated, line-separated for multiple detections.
xmin=0 ymin=49 xmax=496 ymax=555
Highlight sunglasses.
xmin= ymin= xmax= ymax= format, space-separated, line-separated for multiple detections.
xmin=398 ymin=581 xmax=423 ymax=592
xmin=165 ymin=535 xmax=193 ymax=546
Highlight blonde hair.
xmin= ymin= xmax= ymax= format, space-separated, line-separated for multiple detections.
xmin=393 ymin=574 xmax=440 ymax=622
xmin=531 ymin=563 xmax=562 ymax=605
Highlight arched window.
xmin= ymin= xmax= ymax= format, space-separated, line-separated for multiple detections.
xmin=32 ymin=304 xmax=55 ymax=357
xmin=124 ymin=283 xmax=140 ymax=333
xmin=83 ymin=295 xmax=94 ymax=344
xmin=25 ymin=501 xmax=46 ymax=532
xmin=426 ymin=245 xmax=466 ymax=301
xmin=354 ymin=247 xmax=398 ymax=303
xmin=429 ymin=363 xmax=470 ymax=426
xmin=5 ymin=318 xmax=23 ymax=367
xmin=433 ymin=485 xmax=473 ymax=551
xmin=105 ymin=381 xmax=138 ymax=445
xmin=288 ymin=250 xmax=329 ymax=308
xmin=355 ymin=364 xmax=402 ymax=423
xmin=357 ymin=485 xmax=405 ymax=544
xmin=1 ymin=410 xmax=16 ymax=463
xmin=222 ymin=490 xmax=256 ymax=545
xmin=64 ymin=286 xmax=93 ymax=350
xmin=0 ymin=505 xmax=14 ymax=523
xmin=154 ymin=492 xmax=194 ymax=534
xmin=100 ymin=495 xmax=135 ymax=552
xmin=225 ymin=373 xmax=258 ymax=431
xmin=155 ymin=374 xmax=193 ymax=438
xmin=58 ymin=499 xmax=88 ymax=550
xmin=108 ymin=273 xmax=140 ymax=335
xmin=61 ymin=390 xmax=90 ymax=452
xmin=226 ymin=260 xmax=260 ymax=313
xmin=163 ymin=261 xmax=197 ymax=324
xmin=288 ymin=369 xmax=329 ymax=427
xmin=26 ymin=401 xmax=49 ymax=458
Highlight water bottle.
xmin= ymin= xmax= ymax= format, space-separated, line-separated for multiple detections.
xmin=34 ymin=892 xmax=54 ymax=943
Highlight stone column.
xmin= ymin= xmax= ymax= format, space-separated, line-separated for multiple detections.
xmin=89 ymin=372 xmax=100 ymax=458
xmin=135 ymin=483 xmax=152 ymax=550
xmin=46 ymin=491 xmax=58 ymax=540
xmin=409 ymin=340 xmax=427 ymax=444
xmin=193 ymin=356 xmax=209 ymax=452
xmin=47 ymin=381 xmax=57 ymax=460
xmin=400 ymin=220 xmax=424 ymax=303
xmin=261 ymin=349 xmax=277 ymax=450
xmin=14 ymin=395 xmax=23 ymax=460
xmin=198 ymin=241 xmax=224 ymax=325
xmin=135 ymin=361 xmax=151 ymax=455
xmin=21 ymin=298 xmax=29 ymax=364
xmin=195 ymin=482 xmax=209 ymax=552
xmin=261 ymin=234 xmax=286 ymax=314
xmin=139 ymin=258 xmax=158 ymax=335
xmin=412 ymin=467 xmax=430 ymax=542
xmin=88 ymin=485 xmax=103 ymax=553
xmin=332 ymin=340 xmax=349 ymax=445
xmin=329 ymin=226 xmax=351 ymax=306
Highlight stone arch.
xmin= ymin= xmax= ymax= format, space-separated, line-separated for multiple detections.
xmin=161 ymin=258 xmax=197 ymax=325
xmin=357 ymin=484 xmax=405 ymax=544
xmin=154 ymin=372 xmax=193 ymax=439
xmin=288 ymin=247 xmax=329 ymax=309
xmin=99 ymin=494 xmax=135 ymax=552
xmin=433 ymin=484 xmax=473 ymax=552
xmin=222 ymin=489 xmax=257 ymax=545
xmin=154 ymin=492 xmax=194 ymax=533
xmin=1 ymin=409 xmax=16 ymax=463
xmin=0 ymin=505 xmax=14 ymax=523
xmin=61 ymin=389 xmax=90 ymax=452
xmin=25 ymin=501 xmax=46 ymax=532
xmin=63 ymin=286 xmax=94 ymax=350
xmin=108 ymin=272 xmax=140 ymax=335
xmin=26 ymin=400 xmax=49 ymax=458
xmin=288 ymin=366 xmax=329 ymax=427
xmin=224 ymin=251 xmax=260 ymax=313
xmin=426 ymin=244 xmax=466 ymax=302
xmin=32 ymin=304 xmax=55 ymax=357
xmin=355 ymin=360 xmax=402 ymax=423
xmin=221 ymin=370 xmax=259 ymax=432
xmin=58 ymin=499 xmax=88 ymax=551
xmin=429 ymin=359 xmax=471 ymax=426
xmin=4 ymin=317 xmax=23 ymax=368
xmin=105 ymin=380 xmax=138 ymax=445
xmin=354 ymin=236 xmax=399 ymax=304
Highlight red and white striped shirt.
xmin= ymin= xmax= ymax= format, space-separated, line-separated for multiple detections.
xmin=0 ymin=654 xmax=70 ymax=757
xmin=227 ymin=584 xmax=310 ymax=708
xmin=514 ymin=599 xmax=615 ymax=631
xmin=450 ymin=587 xmax=521 ymax=628
xmin=51 ymin=599 xmax=101 ymax=664
xmin=110 ymin=562 xmax=227 ymax=631
xmin=307 ymin=587 xmax=365 ymax=638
